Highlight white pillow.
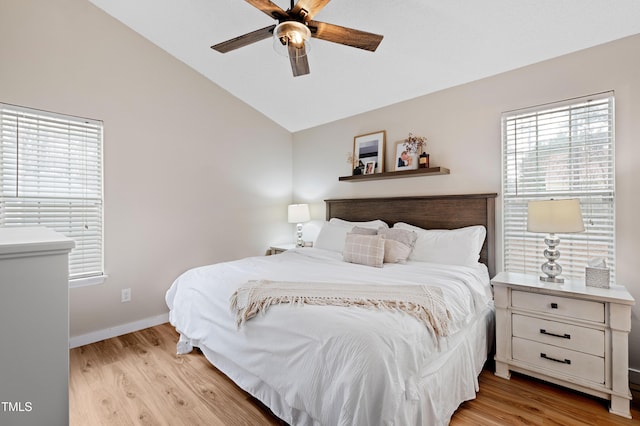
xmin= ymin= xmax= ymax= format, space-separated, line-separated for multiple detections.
xmin=314 ymin=222 xmax=352 ymax=252
xmin=393 ymin=223 xmax=486 ymax=266
xmin=343 ymin=233 xmax=385 ymax=268
xmin=329 ymin=218 xmax=389 ymax=229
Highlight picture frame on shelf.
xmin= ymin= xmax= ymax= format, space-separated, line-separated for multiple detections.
xmin=353 ymin=130 xmax=385 ymax=174
xmin=364 ymin=161 xmax=376 ymax=174
xmin=394 ymin=140 xmax=418 ymax=171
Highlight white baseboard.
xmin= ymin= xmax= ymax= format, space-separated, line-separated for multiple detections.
xmin=69 ymin=312 xmax=170 ymax=348
xmin=630 ymin=368 xmax=640 ymax=386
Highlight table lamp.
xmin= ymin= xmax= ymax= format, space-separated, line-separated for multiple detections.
xmin=527 ymin=199 xmax=585 ymax=283
xmin=288 ymin=204 xmax=310 ymax=247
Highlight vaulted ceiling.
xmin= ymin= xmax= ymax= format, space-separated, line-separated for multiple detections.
xmin=89 ymin=0 xmax=640 ymax=132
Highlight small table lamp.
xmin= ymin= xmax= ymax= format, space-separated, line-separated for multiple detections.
xmin=288 ymin=204 xmax=310 ymax=247
xmin=527 ymin=199 xmax=585 ymax=283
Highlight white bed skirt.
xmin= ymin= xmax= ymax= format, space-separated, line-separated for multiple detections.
xmin=191 ymin=303 xmax=495 ymax=426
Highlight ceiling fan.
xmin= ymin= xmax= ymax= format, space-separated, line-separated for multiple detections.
xmin=211 ymin=0 xmax=384 ymax=77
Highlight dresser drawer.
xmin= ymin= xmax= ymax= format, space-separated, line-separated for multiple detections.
xmin=512 ymin=337 xmax=604 ymax=384
xmin=512 ymin=314 xmax=604 ymax=356
xmin=511 ymin=290 xmax=605 ymax=323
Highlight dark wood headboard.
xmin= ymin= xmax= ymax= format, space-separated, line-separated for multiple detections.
xmin=325 ymin=193 xmax=497 ymax=277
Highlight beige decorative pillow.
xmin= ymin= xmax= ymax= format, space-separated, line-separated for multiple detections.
xmin=383 ymin=239 xmax=413 ymax=263
xmin=378 ymin=228 xmax=417 ymax=248
xmin=343 ymin=233 xmax=385 ymax=268
xmin=350 ymin=226 xmax=378 ymax=235
xmin=329 ymin=218 xmax=389 ymax=229
xmin=377 ymin=228 xmax=417 ymax=263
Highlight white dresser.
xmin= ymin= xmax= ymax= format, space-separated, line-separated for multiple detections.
xmin=492 ymin=271 xmax=635 ymax=418
xmin=0 ymin=227 xmax=74 ymax=426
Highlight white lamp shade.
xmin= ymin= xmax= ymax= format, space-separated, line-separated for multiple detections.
xmin=288 ymin=204 xmax=310 ymax=224
xmin=527 ymin=199 xmax=585 ymax=233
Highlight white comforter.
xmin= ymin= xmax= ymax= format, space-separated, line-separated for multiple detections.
xmin=165 ymin=248 xmax=492 ymax=426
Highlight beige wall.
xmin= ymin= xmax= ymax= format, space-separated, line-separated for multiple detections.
xmin=292 ymin=34 xmax=640 ymax=372
xmin=0 ymin=0 xmax=292 ymax=338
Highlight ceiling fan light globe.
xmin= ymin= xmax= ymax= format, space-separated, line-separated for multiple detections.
xmin=273 ymin=21 xmax=311 ymax=57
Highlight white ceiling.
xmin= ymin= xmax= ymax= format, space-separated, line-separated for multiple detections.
xmin=89 ymin=0 xmax=640 ymax=132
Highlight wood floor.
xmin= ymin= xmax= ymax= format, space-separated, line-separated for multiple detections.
xmin=70 ymin=323 xmax=639 ymax=425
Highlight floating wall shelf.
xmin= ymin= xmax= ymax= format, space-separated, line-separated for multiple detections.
xmin=338 ymin=167 xmax=450 ymax=182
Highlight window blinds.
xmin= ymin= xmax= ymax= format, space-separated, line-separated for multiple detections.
xmin=0 ymin=103 xmax=103 ymax=280
xmin=502 ymin=93 xmax=615 ymax=282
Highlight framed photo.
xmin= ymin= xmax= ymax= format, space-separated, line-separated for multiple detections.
xmin=353 ymin=130 xmax=385 ymax=174
xmin=364 ymin=161 xmax=376 ymax=175
xmin=394 ymin=140 xmax=418 ymax=171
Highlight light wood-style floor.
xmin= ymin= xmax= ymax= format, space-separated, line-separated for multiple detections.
xmin=70 ymin=323 xmax=639 ymax=425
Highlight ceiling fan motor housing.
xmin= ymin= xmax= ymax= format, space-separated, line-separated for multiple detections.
xmin=274 ymin=21 xmax=311 ymax=54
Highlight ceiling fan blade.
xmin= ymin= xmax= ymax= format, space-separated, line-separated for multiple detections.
xmin=290 ymin=0 xmax=331 ymax=20
xmin=288 ymin=45 xmax=310 ymax=77
xmin=211 ymin=25 xmax=276 ymax=53
xmin=309 ymin=20 xmax=383 ymax=51
xmin=244 ymin=0 xmax=288 ymax=20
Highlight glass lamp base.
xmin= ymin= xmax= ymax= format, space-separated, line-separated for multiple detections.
xmin=295 ymin=223 xmax=304 ymax=247
xmin=540 ymin=233 xmax=564 ymax=283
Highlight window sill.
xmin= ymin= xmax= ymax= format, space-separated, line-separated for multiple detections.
xmin=70 ymin=274 xmax=108 ymax=288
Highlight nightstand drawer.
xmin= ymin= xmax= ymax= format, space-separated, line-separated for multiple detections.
xmin=512 ymin=290 xmax=605 ymax=323
xmin=512 ymin=337 xmax=604 ymax=384
xmin=512 ymin=314 xmax=604 ymax=356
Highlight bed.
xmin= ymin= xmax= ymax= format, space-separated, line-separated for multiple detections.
xmin=166 ymin=193 xmax=497 ymax=425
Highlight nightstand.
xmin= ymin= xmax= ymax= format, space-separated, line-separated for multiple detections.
xmin=492 ymin=271 xmax=635 ymax=418
xmin=269 ymin=243 xmax=296 ymax=255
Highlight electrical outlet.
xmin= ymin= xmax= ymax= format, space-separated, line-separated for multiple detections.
xmin=121 ymin=288 xmax=131 ymax=303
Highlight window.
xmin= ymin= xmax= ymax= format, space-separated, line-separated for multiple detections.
xmin=0 ymin=103 xmax=104 ymax=284
xmin=502 ymin=92 xmax=615 ymax=282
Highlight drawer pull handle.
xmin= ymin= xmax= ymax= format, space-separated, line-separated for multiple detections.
xmin=550 ymin=302 xmax=559 ymax=309
xmin=540 ymin=353 xmax=571 ymax=365
xmin=540 ymin=329 xmax=571 ymax=339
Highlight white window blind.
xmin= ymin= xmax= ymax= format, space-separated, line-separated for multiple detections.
xmin=502 ymin=92 xmax=615 ymax=282
xmin=0 ymin=103 xmax=103 ymax=281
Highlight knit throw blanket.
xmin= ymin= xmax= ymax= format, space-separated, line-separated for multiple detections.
xmin=230 ymin=280 xmax=452 ymax=337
